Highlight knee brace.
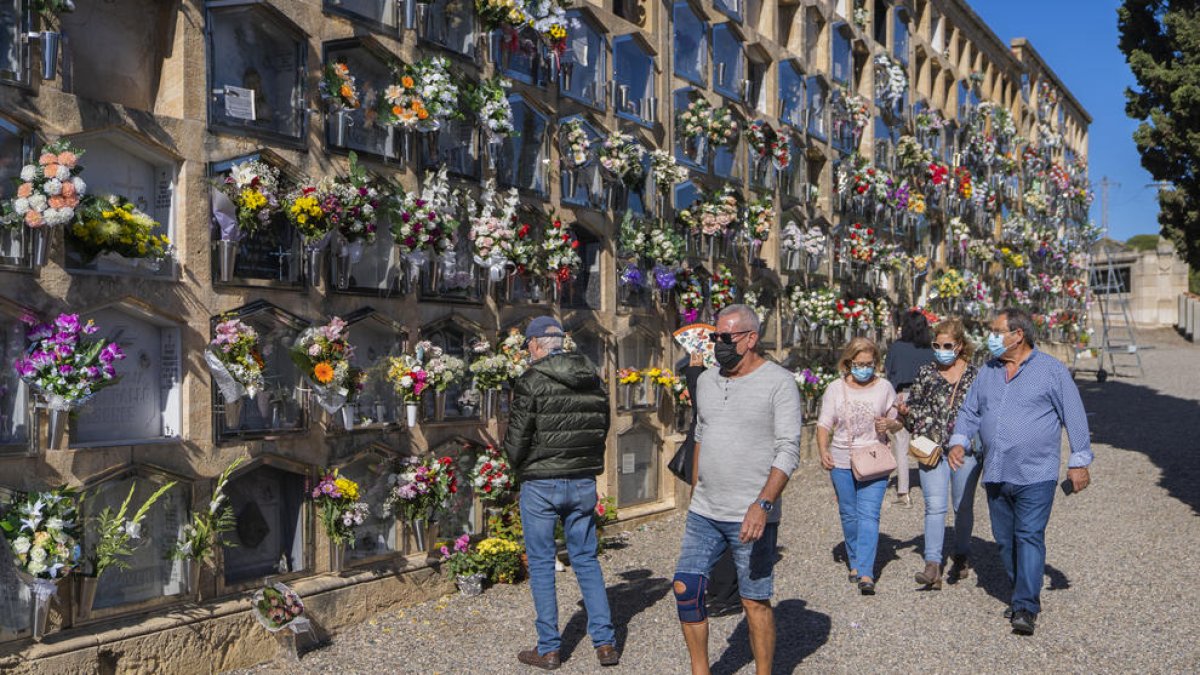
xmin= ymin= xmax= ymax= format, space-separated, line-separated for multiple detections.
xmin=673 ymin=572 xmax=709 ymax=624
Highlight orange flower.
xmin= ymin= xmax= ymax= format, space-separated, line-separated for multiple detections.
xmin=24 ymin=210 xmax=44 ymax=227
xmin=392 ymin=105 xmax=403 ymax=116
xmin=16 ymin=183 xmax=32 ymax=198
xmin=48 ymin=196 xmax=65 ymax=209
xmin=38 ymin=153 xmax=56 ymax=166
xmin=401 ymin=76 xmax=414 ymax=88
xmin=340 ymin=84 xmax=354 ymax=100
xmin=60 ymin=181 xmax=76 ymax=197
xmin=313 ymin=361 xmax=335 ymax=384
xmin=43 ymin=163 xmax=60 ymax=178
xmin=56 ymin=151 xmax=77 ymax=168
xmin=416 ymin=109 xmax=429 ymax=120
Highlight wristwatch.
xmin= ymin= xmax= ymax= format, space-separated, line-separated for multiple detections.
xmin=756 ymin=498 xmax=774 ymax=513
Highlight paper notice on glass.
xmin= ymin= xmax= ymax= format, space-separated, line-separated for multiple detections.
xmin=621 ymin=453 xmax=636 ymax=475
xmin=224 ymin=85 xmax=257 ymax=121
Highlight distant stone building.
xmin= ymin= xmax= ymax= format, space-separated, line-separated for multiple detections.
xmin=1091 ymin=238 xmax=1188 ymax=327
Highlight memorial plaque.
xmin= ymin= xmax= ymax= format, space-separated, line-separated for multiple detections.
xmin=223 ymin=465 xmax=306 ymax=584
xmin=567 ymin=231 xmax=601 ymax=310
xmin=496 ymin=27 xmax=548 ymax=87
xmin=0 ymin=0 xmax=23 ymax=84
xmin=208 ymin=7 xmax=305 ymax=140
xmin=231 ymin=212 xmax=302 ymax=284
xmin=498 ymin=97 xmax=548 ymax=195
xmin=424 ymin=118 xmax=480 ymax=179
xmin=85 ymin=477 xmax=188 ymax=610
xmin=617 ymin=427 xmax=658 ymax=507
xmin=73 ymin=309 xmax=181 ymax=445
xmin=220 ymin=311 xmax=305 ymax=436
xmin=340 ymin=458 xmax=396 ymax=560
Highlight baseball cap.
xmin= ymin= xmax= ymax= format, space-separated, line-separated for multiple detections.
xmin=524 ymin=316 xmax=563 ymax=344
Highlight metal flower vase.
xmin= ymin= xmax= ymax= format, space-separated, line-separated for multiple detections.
xmin=482 ymin=389 xmax=498 ymax=421
xmin=433 ymin=392 xmax=446 ymax=420
xmin=223 ymin=395 xmax=244 ymax=431
xmin=184 ymin=558 xmax=202 ymax=601
xmin=331 ymin=247 xmax=352 ymax=290
xmin=31 ymin=227 xmax=50 ymax=268
xmin=408 ymin=518 xmax=428 ymax=553
xmin=20 ymin=575 xmax=60 ymax=641
xmin=45 ymin=407 xmax=68 ymax=450
xmin=456 ymin=573 xmax=485 ymax=597
xmin=216 ymin=239 xmax=238 ymax=282
xmin=26 ymin=31 xmax=60 ymax=80
xmin=305 ymin=245 xmax=325 ymax=285
xmin=340 ymin=404 xmax=355 ymax=431
xmin=332 ymin=109 xmax=353 ymax=147
xmin=330 ymin=543 xmax=347 ymax=573
xmin=75 ymin=576 xmax=98 ymax=622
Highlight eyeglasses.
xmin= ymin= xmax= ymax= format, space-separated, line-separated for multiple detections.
xmin=708 ymin=330 xmax=753 ymax=344
xmin=931 ymin=342 xmax=959 ymax=350
xmin=989 ymin=329 xmax=1016 ymax=339
xmin=851 ymin=361 xmax=876 ymax=369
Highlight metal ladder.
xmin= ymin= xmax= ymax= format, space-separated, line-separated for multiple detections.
xmin=1082 ymin=243 xmax=1146 ymax=380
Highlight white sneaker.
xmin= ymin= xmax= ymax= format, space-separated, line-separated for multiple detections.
xmin=555 ymin=559 xmax=566 ymax=572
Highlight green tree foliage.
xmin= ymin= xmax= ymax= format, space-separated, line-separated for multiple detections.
xmin=1118 ymin=2 xmax=1200 ymax=267
xmin=1126 ymin=233 xmax=1161 ymax=251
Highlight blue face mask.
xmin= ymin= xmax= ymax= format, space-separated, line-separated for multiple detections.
xmin=850 ymin=365 xmax=876 ymax=383
xmin=987 ymin=332 xmax=1011 ymax=359
xmin=933 ymin=349 xmax=958 ymax=366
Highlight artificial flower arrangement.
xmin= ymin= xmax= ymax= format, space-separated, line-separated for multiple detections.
xmin=413 ymin=340 xmax=467 ymax=395
xmin=170 ymin=458 xmax=243 ymax=568
xmin=476 ymin=536 xmax=523 ymax=584
xmin=781 ymin=221 xmax=827 ymax=257
xmin=1023 ymin=189 xmax=1050 ymax=216
xmin=14 ymin=312 xmax=125 ymax=413
xmin=677 ymin=271 xmax=705 ymax=323
xmin=618 ymin=211 xmax=649 ymax=259
xmin=529 ymin=0 xmax=577 ymax=56
xmin=745 ymin=120 xmax=790 ymax=170
xmin=954 ymin=166 xmax=974 ymax=200
xmin=85 ymin=481 xmax=176 ymax=580
xmin=467 ymin=337 xmax=512 ymax=391
xmin=744 ymin=196 xmax=773 ymax=244
xmin=885 ymin=177 xmax=911 ymax=211
xmin=650 ymin=150 xmax=689 ymax=193
xmin=908 ymin=192 xmax=927 ymax=215
xmin=709 ymin=264 xmax=737 ymax=312
xmin=538 ymin=214 xmax=582 ymax=286
xmin=645 ymin=220 xmax=685 ymax=268
xmin=475 ymin=0 xmax=529 ymax=31
xmin=678 ymin=185 xmax=739 ymax=237
xmin=1 ymin=487 xmax=81 ymax=582
xmin=932 ymin=268 xmax=966 ymax=300
xmin=617 ymin=367 xmax=642 ymax=385
xmin=843 ymin=222 xmax=880 ymax=264
xmin=741 ymin=290 xmax=770 ymax=327
xmin=376 ymin=70 xmax=427 ymax=130
xmin=212 ymin=160 xmax=282 ymax=240
xmin=676 ymin=97 xmax=713 ymax=143
xmin=793 ymin=366 xmax=837 ymax=403
xmin=310 ymin=470 xmax=369 ymax=548
xmin=785 ymin=286 xmax=838 ymax=327
xmin=336 ymin=152 xmax=382 ymax=246
xmin=598 ymin=132 xmax=646 ymax=187
xmin=385 ymin=353 xmax=428 ymax=407
xmin=468 ymin=180 xmax=522 ymax=281
xmin=205 ymin=316 xmax=265 ymax=403
xmin=405 ymin=57 xmax=462 ymax=131
xmin=914 ymin=109 xmax=947 ymax=134
xmin=471 ymin=445 xmax=514 ymax=502
xmin=706 ymin=106 xmax=738 ymax=146
xmin=497 ymin=328 xmax=529 ymax=379
xmin=67 ymin=194 xmax=172 ymax=265
xmin=874 ymin=54 xmax=908 ymax=109
xmin=320 ymin=61 xmax=360 ymax=111
xmin=388 ymin=167 xmax=458 ymax=266
xmin=895 ymin=135 xmax=933 ymax=169
xmin=383 ymin=455 xmax=458 ymax=523
xmin=284 ymin=179 xmax=342 ymax=248
xmin=253 ymin=582 xmax=306 ymax=632
xmin=464 ymin=76 xmax=514 ymax=142
xmin=559 ymin=119 xmax=592 ymax=169
xmin=1 ymin=139 xmax=87 ymax=232
xmin=290 ymin=316 xmax=364 ymax=414
xmin=999 ymin=246 xmax=1026 ymax=269
xmin=926 ymin=161 xmax=949 ymax=189
xmin=834 ymin=297 xmax=875 ymax=329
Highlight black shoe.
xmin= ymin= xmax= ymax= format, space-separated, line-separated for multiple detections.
xmin=707 ymin=602 xmax=744 ymax=618
xmin=1010 ymin=610 xmax=1037 ymax=636
xmin=1003 ymin=607 xmax=1014 ymax=620
xmin=858 ymin=580 xmax=876 ymax=595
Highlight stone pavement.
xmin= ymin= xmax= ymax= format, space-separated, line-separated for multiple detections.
xmin=233 ymin=329 xmax=1200 ymax=674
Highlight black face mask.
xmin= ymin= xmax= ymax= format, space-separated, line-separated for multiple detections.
xmin=714 ymin=341 xmax=744 ymax=371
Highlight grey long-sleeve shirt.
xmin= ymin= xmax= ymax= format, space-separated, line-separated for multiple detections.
xmin=690 ymin=361 xmax=803 ymax=523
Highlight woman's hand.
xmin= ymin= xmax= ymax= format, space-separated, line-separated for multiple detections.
xmin=896 ymin=400 xmax=910 ymax=417
xmin=819 ymin=448 xmax=834 ymax=470
xmin=874 ymin=416 xmax=902 ymax=435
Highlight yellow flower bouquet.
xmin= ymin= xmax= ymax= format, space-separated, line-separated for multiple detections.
xmin=68 ymin=194 xmax=171 ymax=264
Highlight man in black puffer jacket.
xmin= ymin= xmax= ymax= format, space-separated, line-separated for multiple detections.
xmin=503 ymin=316 xmax=618 ymax=671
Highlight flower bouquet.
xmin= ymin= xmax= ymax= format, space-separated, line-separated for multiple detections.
xmin=677 ymin=272 xmax=706 ymax=323
xmin=709 ymin=265 xmax=736 ymax=313
xmin=388 ymin=167 xmax=458 ymax=286
xmin=415 ymin=340 xmax=467 ymax=408
xmin=386 ymin=352 xmax=429 ymax=426
xmin=168 ymin=457 xmax=242 ymax=599
xmin=405 ymin=56 xmax=462 ymax=132
xmin=210 ymin=160 xmax=282 ymax=279
xmin=469 ymin=180 xmax=521 ymax=285
xmin=376 ymin=71 xmax=426 ymax=131
xmin=285 ymin=179 xmax=343 ymax=279
xmin=677 ymin=97 xmax=712 ymax=160
xmin=874 ymin=54 xmax=907 ymax=109
xmin=598 ymin=132 xmax=646 ymax=187
xmin=320 ymin=61 xmax=360 ymax=113
xmin=290 ymin=316 xmax=362 ymax=415
xmin=477 ymin=536 xmax=522 ymax=584
xmin=844 ymin=223 xmax=880 ymax=266
xmin=205 ymin=317 xmax=265 ymax=425
xmin=650 ymin=150 xmax=689 ymax=195
xmin=559 ymin=119 xmax=592 ymax=170
xmin=310 ymin=470 xmax=369 ymax=568
xmin=335 ymin=153 xmax=381 ymax=247
xmin=932 ymin=269 xmax=966 ymax=301
xmin=0 ymin=487 xmax=81 ymax=639
xmin=472 ymin=445 xmax=513 ymax=503
xmin=1 ymin=139 xmax=87 ymax=266
xmin=67 ymin=194 xmax=172 ymax=270
xmin=252 ymin=582 xmax=309 ymax=633
xmin=679 ymin=186 xmax=739 ymax=241
xmin=465 ymin=76 xmax=514 ymax=143
xmin=13 ymin=312 xmax=125 ymax=448
xmin=646 ymin=220 xmax=685 ymax=268
xmin=707 ymin=106 xmax=738 ymax=146
xmin=743 ymin=196 xmax=773 ymax=254
xmin=386 ymin=455 xmax=458 ymax=551
xmin=538 ymin=215 xmax=581 ymax=293
xmin=468 ymin=340 xmax=511 ymax=394
xmin=440 ymin=534 xmax=487 ymax=596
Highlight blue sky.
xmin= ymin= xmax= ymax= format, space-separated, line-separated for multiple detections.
xmin=972 ymin=0 xmax=1157 ymax=241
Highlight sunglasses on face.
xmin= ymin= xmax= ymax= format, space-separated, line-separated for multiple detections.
xmin=708 ymin=330 xmax=752 ymax=344
xmin=931 ymin=342 xmax=959 ymax=350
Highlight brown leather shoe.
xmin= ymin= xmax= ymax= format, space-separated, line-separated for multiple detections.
xmin=596 ymin=644 xmax=621 ymax=666
xmin=517 ymin=649 xmax=561 ymax=670
xmin=947 ymin=554 xmax=971 ymax=582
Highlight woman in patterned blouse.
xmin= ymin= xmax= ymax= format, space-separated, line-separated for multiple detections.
xmin=897 ymin=318 xmax=983 ymax=590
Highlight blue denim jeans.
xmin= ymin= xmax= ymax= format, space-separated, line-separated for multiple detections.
xmin=520 ymin=477 xmax=615 ymax=655
xmin=674 ymin=510 xmax=780 ymax=600
xmin=830 ymin=468 xmax=888 ymax=579
xmin=985 ymin=480 xmax=1057 ymax=615
xmin=917 ymin=451 xmax=982 ymax=563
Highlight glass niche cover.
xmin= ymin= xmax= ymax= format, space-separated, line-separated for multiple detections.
xmin=213 ymin=303 xmax=307 ymax=438
xmin=207 ymin=4 xmax=308 ymax=143
xmin=222 ymin=463 xmax=306 ymax=584
xmin=82 ymin=475 xmax=189 ymax=611
xmin=0 ymin=117 xmax=31 ymax=267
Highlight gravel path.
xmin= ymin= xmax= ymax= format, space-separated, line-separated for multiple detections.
xmin=232 ymin=329 xmax=1200 ymax=674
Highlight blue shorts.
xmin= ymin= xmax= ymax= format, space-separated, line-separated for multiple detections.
xmin=674 ymin=510 xmax=779 ymax=601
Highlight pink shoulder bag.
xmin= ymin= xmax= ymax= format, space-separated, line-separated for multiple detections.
xmin=841 ymin=382 xmax=898 ymax=482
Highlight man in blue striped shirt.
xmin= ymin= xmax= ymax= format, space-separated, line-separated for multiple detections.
xmin=948 ymin=307 xmax=1092 ymax=636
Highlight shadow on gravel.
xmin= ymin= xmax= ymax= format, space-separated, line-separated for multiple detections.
xmin=1077 ymin=378 xmax=1200 ymax=516
xmin=964 ymin=537 xmax=1071 ymax=606
xmin=709 ymin=599 xmax=831 ymax=675
xmin=558 ymin=569 xmax=672 ymax=660
xmin=830 ymin=533 xmax=922 ymax=581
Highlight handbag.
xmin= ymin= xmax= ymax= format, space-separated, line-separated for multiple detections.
xmin=907 ymin=373 xmax=965 ymax=468
xmin=668 ymin=436 xmax=694 ymax=483
xmin=841 ymin=384 xmax=898 ymax=482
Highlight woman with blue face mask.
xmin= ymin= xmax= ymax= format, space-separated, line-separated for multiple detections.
xmin=895 ymin=318 xmax=982 ymax=589
xmin=816 ymin=337 xmax=903 ymax=595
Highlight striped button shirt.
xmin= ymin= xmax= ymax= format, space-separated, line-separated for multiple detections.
xmin=949 ymin=349 xmax=1092 ymax=485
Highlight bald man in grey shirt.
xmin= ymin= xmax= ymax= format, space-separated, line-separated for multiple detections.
xmin=672 ymin=305 xmax=803 ymax=675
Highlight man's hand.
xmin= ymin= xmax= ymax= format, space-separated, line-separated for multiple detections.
xmin=875 ymin=416 xmax=902 ymax=435
xmin=947 ymin=445 xmax=966 ymax=470
xmin=819 ymin=448 xmax=834 ymax=471
xmin=896 ymin=400 xmax=910 ymax=417
xmin=1067 ymin=467 xmax=1090 ymax=493
xmin=740 ymin=502 xmax=767 ymax=543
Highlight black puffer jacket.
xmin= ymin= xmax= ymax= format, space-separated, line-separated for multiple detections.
xmin=503 ymin=352 xmax=610 ymax=480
